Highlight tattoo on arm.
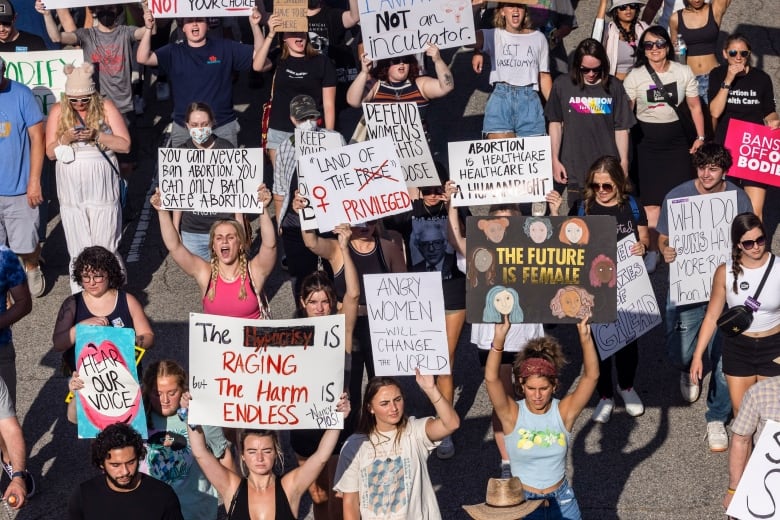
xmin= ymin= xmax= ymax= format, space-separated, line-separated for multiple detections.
xmin=443 ymin=73 xmax=454 ymax=87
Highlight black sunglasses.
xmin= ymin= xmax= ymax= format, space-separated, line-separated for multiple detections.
xmin=616 ymin=3 xmax=640 ymax=10
xmin=642 ymin=39 xmax=668 ymax=50
xmin=740 ymin=235 xmax=766 ymax=250
xmin=590 ymin=182 xmax=615 ymax=193
xmin=389 ymin=57 xmax=413 ymax=65
xmin=580 ymin=66 xmax=602 ymax=74
xmin=420 ymin=187 xmax=444 ymax=196
xmin=68 ymin=97 xmax=92 ymax=104
xmin=727 ymin=50 xmax=750 ymax=58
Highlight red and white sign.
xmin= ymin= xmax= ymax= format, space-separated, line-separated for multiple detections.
xmin=723 ymin=119 xmax=780 ymax=187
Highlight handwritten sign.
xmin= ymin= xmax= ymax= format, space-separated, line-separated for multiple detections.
xmin=275 ymin=0 xmax=308 ymax=31
xmin=41 ymin=0 xmax=135 ymax=7
xmin=592 ymin=236 xmax=661 ymax=360
xmin=1 ymin=50 xmax=83 ymax=118
xmin=727 ymin=419 xmax=780 ymax=520
xmin=158 ymin=147 xmax=264 ymax=213
xmin=668 ymin=191 xmax=737 ymax=305
xmin=75 ymin=326 xmax=147 ymax=439
xmin=364 ymin=273 xmax=449 ymax=376
xmin=187 ymin=313 xmax=345 ymax=430
xmin=296 ymin=129 xmax=345 ymax=230
xmin=363 ymin=102 xmax=438 ymax=187
xmin=448 ymin=137 xmax=553 ymax=207
xmin=297 ymin=137 xmax=411 ymax=231
xmin=149 ymin=0 xmax=254 ymax=18
xmin=358 ymin=0 xmax=475 ymax=60
xmin=724 ymin=119 xmax=780 ymax=188
xmin=466 ymin=216 xmax=617 ymax=324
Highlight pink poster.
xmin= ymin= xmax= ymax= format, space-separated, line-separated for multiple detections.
xmin=723 ymin=119 xmax=780 ymax=187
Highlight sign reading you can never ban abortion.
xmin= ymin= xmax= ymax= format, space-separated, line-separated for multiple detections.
xmin=364 ymin=273 xmax=449 ymax=376
xmin=149 ymin=0 xmax=254 ymax=18
xmin=724 ymin=118 xmax=780 ymax=188
xmin=187 ymin=313 xmax=345 ymax=430
xmin=159 ymin=147 xmax=264 ymax=213
xmin=727 ymin=420 xmax=780 ymax=520
xmin=359 ymin=0 xmax=475 ymax=60
xmin=448 ymin=137 xmax=553 ymax=206
xmin=668 ymin=191 xmax=737 ymax=305
xmin=295 ymin=129 xmax=344 ymax=231
xmin=1 ymin=50 xmax=83 ymax=118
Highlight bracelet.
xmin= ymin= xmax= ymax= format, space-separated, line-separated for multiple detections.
xmin=727 ymin=487 xmax=736 ymax=495
xmin=11 ymin=471 xmax=27 ymax=481
xmin=490 ymin=343 xmax=504 ymax=353
xmin=431 ymin=394 xmax=443 ymax=405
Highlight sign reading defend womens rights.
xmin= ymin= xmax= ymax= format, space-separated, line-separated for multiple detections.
xmin=448 ymin=137 xmax=553 ymax=206
xmin=358 ymin=0 xmax=475 ymax=60
xmin=0 ymin=50 xmax=83 ymax=117
xmin=187 ymin=313 xmax=345 ymax=430
xmin=727 ymin=420 xmax=780 ymax=520
xmin=723 ymin=118 xmax=780 ymax=187
xmin=465 ymin=215 xmax=617 ymax=324
xmin=158 ymin=147 xmax=264 ymax=213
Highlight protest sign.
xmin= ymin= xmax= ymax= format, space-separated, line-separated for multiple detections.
xmin=188 ymin=313 xmax=346 ymax=430
xmin=149 ymin=0 xmax=253 ymax=18
xmin=0 ymin=50 xmax=83 ymax=118
xmin=295 ymin=129 xmax=344 ymax=231
xmin=466 ymin=216 xmax=617 ymax=324
xmin=297 ymin=137 xmax=411 ymax=231
xmin=724 ymin=119 xmax=780 ymax=188
xmin=275 ymin=0 xmax=308 ymax=31
xmin=726 ymin=420 xmax=780 ymax=520
xmin=668 ymin=191 xmax=737 ymax=305
xmin=358 ymin=0 xmax=475 ymax=60
xmin=41 ymin=0 xmax=135 ymax=7
xmin=158 ymin=147 xmax=264 ymax=213
xmin=448 ymin=137 xmax=553 ymax=207
xmin=364 ymin=273 xmax=449 ymax=376
xmin=591 ymin=236 xmax=661 ymax=360
xmin=75 ymin=325 xmax=147 ymax=439
xmin=363 ymin=102 xmax=438 ymax=187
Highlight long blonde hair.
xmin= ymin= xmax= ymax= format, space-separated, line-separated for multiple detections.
xmin=56 ymin=92 xmax=107 ymax=138
xmin=206 ymin=219 xmax=249 ymax=301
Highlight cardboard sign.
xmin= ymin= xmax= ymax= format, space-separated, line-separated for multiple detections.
xmin=149 ymin=0 xmax=254 ymax=18
xmin=75 ymin=326 xmax=147 ymax=439
xmin=275 ymin=0 xmax=308 ymax=32
xmin=187 ymin=313 xmax=345 ymax=430
xmin=727 ymin=420 xmax=780 ymax=520
xmin=363 ymin=102 xmax=438 ymax=187
xmin=364 ymin=273 xmax=449 ymax=376
xmin=592 ymin=236 xmax=661 ymax=360
xmin=723 ymin=119 xmax=780 ymax=188
xmin=358 ymin=0 xmax=475 ymax=60
xmin=295 ymin=129 xmax=344 ymax=231
xmin=297 ymin=137 xmax=411 ymax=231
xmin=668 ymin=191 xmax=737 ymax=305
xmin=0 ymin=50 xmax=83 ymax=118
xmin=448 ymin=137 xmax=553 ymax=206
xmin=466 ymin=216 xmax=617 ymax=324
xmin=158 ymin=147 xmax=264 ymax=213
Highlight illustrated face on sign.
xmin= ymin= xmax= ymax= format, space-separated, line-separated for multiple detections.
xmin=558 ymin=218 xmax=590 ymax=245
xmin=589 ymin=254 xmax=616 ymax=288
xmin=478 ymin=217 xmax=510 ymax=243
xmin=560 ymin=289 xmax=582 ymax=317
xmin=523 ymin=217 xmax=552 ymax=243
xmin=473 ymin=248 xmax=493 ymax=272
xmin=416 ymin=225 xmax=447 ymax=268
xmin=493 ymin=289 xmax=515 ymax=316
xmin=565 ymin=222 xmax=583 ymax=243
xmin=550 ymin=285 xmax=595 ymax=320
xmin=483 ymin=285 xmax=524 ymax=323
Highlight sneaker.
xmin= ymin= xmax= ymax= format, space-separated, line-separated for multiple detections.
xmin=680 ymin=372 xmax=701 ymax=403
xmin=644 ymin=250 xmax=659 ymax=274
xmin=618 ymin=387 xmax=645 ymax=417
xmin=133 ymin=95 xmax=145 ymax=115
xmin=706 ymin=421 xmax=728 ymax=452
xmin=500 ymin=461 xmax=512 ymax=479
xmin=592 ymin=398 xmax=614 ymax=423
xmin=436 ymin=435 xmax=455 ymax=460
xmin=26 ymin=266 xmax=45 ymax=298
xmin=156 ymin=81 xmax=170 ymax=101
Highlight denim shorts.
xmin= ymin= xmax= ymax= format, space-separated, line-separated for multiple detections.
xmin=696 ymin=74 xmax=710 ymax=104
xmin=483 ymin=82 xmax=545 ymax=137
xmin=523 ymin=479 xmax=581 ymax=520
xmin=266 ymin=128 xmax=294 ymax=151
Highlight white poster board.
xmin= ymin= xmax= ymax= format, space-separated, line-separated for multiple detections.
xmin=158 ymin=147 xmax=264 ymax=213
xmin=42 ymin=0 xmax=136 ymax=7
xmin=358 ymin=0 xmax=475 ymax=60
xmin=297 ymin=137 xmax=411 ymax=232
xmin=592 ymin=236 xmax=661 ymax=360
xmin=448 ymin=137 xmax=553 ymax=207
xmin=668 ymin=191 xmax=738 ymax=305
xmin=295 ymin=129 xmax=345 ymax=231
xmin=188 ymin=313 xmax=345 ymax=430
xmin=150 ymin=0 xmax=254 ymax=18
xmin=727 ymin=420 xmax=780 ymax=520
xmin=363 ymin=102 xmax=438 ymax=187
xmin=364 ymin=272 xmax=449 ymax=376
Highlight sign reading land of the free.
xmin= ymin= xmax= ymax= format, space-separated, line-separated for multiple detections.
xmin=668 ymin=191 xmax=737 ymax=305
xmin=364 ymin=272 xmax=450 ymax=376
xmin=592 ymin=236 xmax=661 ymax=360
xmin=448 ymin=137 xmax=553 ymax=206
xmin=149 ymin=0 xmax=254 ymax=18
xmin=297 ymin=137 xmax=411 ymax=232
xmin=358 ymin=0 xmax=475 ymax=60
xmin=726 ymin=420 xmax=780 ymax=520
xmin=723 ymin=118 xmax=780 ymax=188
xmin=158 ymin=147 xmax=264 ymax=213
xmin=187 ymin=313 xmax=346 ymax=430
xmin=0 ymin=50 xmax=83 ymax=118
xmin=275 ymin=0 xmax=308 ymax=31
xmin=295 ymin=129 xmax=345 ymax=231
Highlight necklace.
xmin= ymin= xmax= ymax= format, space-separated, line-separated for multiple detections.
xmin=423 ymin=201 xmax=444 ymax=218
xmin=219 ymin=268 xmax=240 ymax=282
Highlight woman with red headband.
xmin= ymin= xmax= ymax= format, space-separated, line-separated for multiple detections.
xmin=485 ymin=317 xmax=598 ymax=520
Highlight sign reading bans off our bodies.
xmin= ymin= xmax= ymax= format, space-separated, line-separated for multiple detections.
xmin=358 ymin=0 xmax=475 ymax=60
xmin=188 ymin=313 xmax=346 ymax=430
xmin=448 ymin=137 xmax=553 ymax=207
xmin=668 ymin=191 xmax=737 ymax=306
xmin=159 ymin=147 xmax=264 ymax=213
xmin=724 ymin=118 xmax=780 ymax=187
xmin=295 ymin=129 xmax=345 ymax=232
xmin=364 ymin=272 xmax=450 ymax=376
xmin=726 ymin=420 xmax=780 ymax=520
xmin=0 ymin=50 xmax=83 ymax=117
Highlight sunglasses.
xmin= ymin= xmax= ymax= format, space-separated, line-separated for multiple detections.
xmin=580 ymin=66 xmax=602 ymax=74
xmin=590 ymin=182 xmax=615 ymax=193
xmin=68 ymin=97 xmax=92 ymax=104
xmin=616 ymin=3 xmax=640 ymax=10
xmin=389 ymin=57 xmax=413 ymax=65
xmin=0 ymin=21 xmax=13 ymax=27
xmin=740 ymin=235 xmax=766 ymax=250
xmin=642 ymin=39 xmax=668 ymax=50
xmin=420 ymin=187 xmax=444 ymax=196
xmin=727 ymin=50 xmax=750 ymax=58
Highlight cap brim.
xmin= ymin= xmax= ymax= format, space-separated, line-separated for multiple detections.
xmin=495 ymin=0 xmax=539 ymax=5
xmin=294 ymin=110 xmax=321 ymax=120
xmin=463 ymin=499 xmax=544 ymax=520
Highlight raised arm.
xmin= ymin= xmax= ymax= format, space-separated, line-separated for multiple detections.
xmin=346 ymin=53 xmax=373 ymax=107
xmin=322 ymin=86 xmax=337 ymax=130
xmin=444 ymin=181 xmax=466 ymax=256
xmin=485 ymin=317 xmax=520 ymax=433
xmin=188 ymin=423 xmax=243 ymax=503
xmin=417 ymin=369 xmax=460 ymax=442
xmin=335 ymin=224 xmax=359 ymax=345
xmin=248 ymin=184 xmax=278 ymax=292
xmin=690 ymin=264 xmax=727 ymax=383
xmin=136 ymin=10 xmax=159 ymax=66
xmin=592 ymin=0 xmax=608 ymax=40
xmin=35 ymin=2 xmax=79 ymax=45
xmin=711 ymin=0 xmax=732 ymax=25
xmin=417 ymin=44 xmax=454 ymax=100
xmin=250 ymin=7 xmax=272 ymax=72
xmin=291 ymin=190 xmax=342 ymax=267
xmin=342 ymin=0 xmax=360 ymax=27
xmin=559 ymin=317 xmax=599 ymax=431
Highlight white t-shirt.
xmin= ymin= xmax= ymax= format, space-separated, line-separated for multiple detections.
xmin=471 ymin=322 xmax=545 ymax=352
xmin=483 ymin=28 xmax=550 ymax=90
xmin=622 ymin=61 xmax=698 ymax=124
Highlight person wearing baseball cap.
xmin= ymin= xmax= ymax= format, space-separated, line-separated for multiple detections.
xmin=0 ymin=0 xmax=46 ymax=52
xmin=592 ymin=0 xmax=648 ymax=79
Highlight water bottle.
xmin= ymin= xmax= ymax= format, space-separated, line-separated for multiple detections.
xmin=675 ymin=34 xmax=687 ymax=64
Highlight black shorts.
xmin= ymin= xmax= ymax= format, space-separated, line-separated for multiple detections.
xmin=723 ymin=330 xmax=780 ymax=377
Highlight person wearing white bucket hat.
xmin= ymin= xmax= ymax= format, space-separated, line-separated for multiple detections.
xmin=592 ymin=0 xmax=648 ymax=79
xmin=463 ymin=477 xmax=544 ymax=520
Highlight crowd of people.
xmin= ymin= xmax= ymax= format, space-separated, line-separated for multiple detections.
xmin=1 ymin=0 xmax=779 ymax=518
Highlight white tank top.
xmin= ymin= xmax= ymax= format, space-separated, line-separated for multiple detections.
xmin=725 ymin=255 xmax=780 ymax=333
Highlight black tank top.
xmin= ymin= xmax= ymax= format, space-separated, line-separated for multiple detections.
xmin=228 ymin=478 xmax=295 ymax=520
xmin=332 ymin=237 xmax=389 ymax=305
xmin=677 ymin=6 xmax=719 ymax=57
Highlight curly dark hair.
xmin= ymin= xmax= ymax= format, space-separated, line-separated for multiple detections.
xmin=72 ymin=246 xmax=125 ymax=289
xmin=692 ymin=142 xmax=733 ymax=172
xmin=372 ymin=56 xmax=421 ymax=83
xmin=91 ymin=422 xmax=147 ymax=470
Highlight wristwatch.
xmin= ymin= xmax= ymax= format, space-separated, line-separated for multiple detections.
xmin=11 ymin=471 xmax=27 ymax=481
xmin=721 ymin=82 xmax=731 ymax=90
xmin=696 ymin=136 xmax=706 ymax=141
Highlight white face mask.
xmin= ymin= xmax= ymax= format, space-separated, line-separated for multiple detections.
xmin=296 ymin=119 xmax=317 ymax=131
xmin=189 ymin=126 xmax=212 ymax=145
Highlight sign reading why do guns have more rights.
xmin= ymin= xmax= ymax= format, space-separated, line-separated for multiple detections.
xmin=295 ymin=129 xmax=345 ymax=232
xmin=358 ymin=0 xmax=475 ymax=60
xmin=187 ymin=313 xmax=346 ymax=430
xmin=723 ymin=118 xmax=780 ymax=188
xmin=726 ymin=419 xmax=780 ymax=520
xmin=364 ymin=273 xmax=449 ymax=376
xmin=149 ymin=0 xmax=253 ymax=18
xmin=158 ymin=147 xmax=264 ymax=213
xmin=668 ymin=191 xmax=738 ymax=306
xmin=466 ymin=216 xmax=617 ymax=324
xmin=297 ymin=137 xmax=411 ymax=232
xmin=75 ymin=325 xmax=147 ymax=439
xmin=448 ymin=137 xmax=553 ymax=207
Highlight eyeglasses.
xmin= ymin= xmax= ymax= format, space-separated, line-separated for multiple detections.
xmin=589 ymin=182 xmax=615 ymax=193
xmin=727 ymin=50 xmax=750 ymax=58
xmin=389 ymin=57 xmax=413 ymax=65
xmin=81 ymin=273 xmax=106 ymax=283
xmin=616 ymin=4 xmax=640 ymax=10
xmin=642 ymin=39 xmax=668 ymax=50
xmin=420 ymin=239 xmax=445 ymax=249
xmin=68 ymin=97 xmax=92 ymax=104
xmin=740 ymin=235 xmax=766 ymax=250
xmin=579 ymin=66 xmax=602 ymax=74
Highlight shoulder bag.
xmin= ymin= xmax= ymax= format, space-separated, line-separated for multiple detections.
xmin=644 ymin=64 xmax=698 ymax=144
xmin=717 ymin=255 xmax=775 ymax=337
xmin=261 ymin=70 xmax=277 ymax=149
